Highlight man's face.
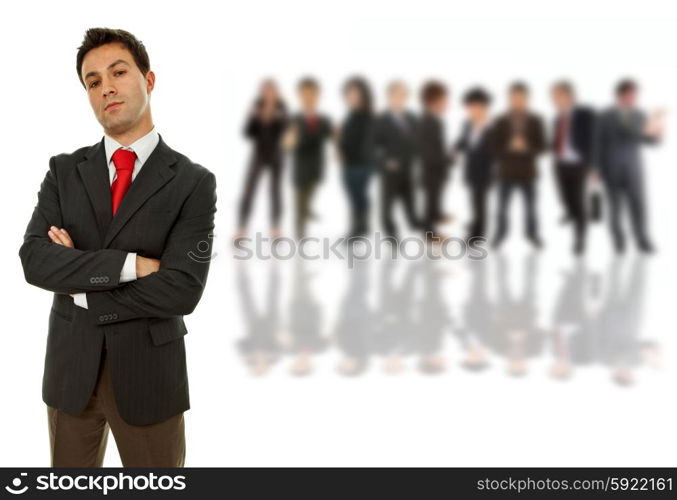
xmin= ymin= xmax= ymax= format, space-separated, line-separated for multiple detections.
xmin=388 ymin=84 xmax=408 ymax=111
xmin=429 ymin=95 xmax=448 ymax=115
xmin=299 ymin=86 xmax=319 ymax=111
xmin=618 ymin=89 xmax=637 ymax=108
xmin=509 ymin=90 xmax=528 ymax=113
xmin=551 ymin=88 xmax=572 ymax=111
xmin=466 ymin=102 xmax=488 ymax=122
xmin=81 ymin=43 xmax=154 ymax=135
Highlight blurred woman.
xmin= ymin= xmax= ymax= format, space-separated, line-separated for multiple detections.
xmin=338 ymin=77 xmax=375 ymax=238
xmin=236 ymin=79 xmax=288 ymax=239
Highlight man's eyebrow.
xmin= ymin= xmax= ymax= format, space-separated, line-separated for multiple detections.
xmin=83 ymin=59 xmax=130 ymax=81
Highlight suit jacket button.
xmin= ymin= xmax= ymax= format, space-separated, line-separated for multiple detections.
xmin=104 ymin=277 xmax=110 ymax=283
xmin=112 ymin=313 xmax=118 ymax=320
xmin=98 ymin=315 xmax=104 ymax=322
xmin=90 ymin=277 xmax=95 ymax=284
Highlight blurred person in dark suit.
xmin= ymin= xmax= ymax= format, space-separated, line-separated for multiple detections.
xmin=550 ymin=81 xmax=596 ymax=255
xmin=284 ymin=77 xmax=334 ymax=238
xmin=372 ymin=81 xmax=420 ymax=240
xmin=236 ymin=79 xmax=287 ymax=241
xmin=491 ymin=82 xmax=546 ymax=249
xmin=453 ymin=87 xmax=495 ymax=240
xmin=418 ymin=80 xmax=453 ymax=241
xmin=595 ymin=79 xmax=663 ymax=254
xmin=338 ymin=77 xmax=376 ymax=238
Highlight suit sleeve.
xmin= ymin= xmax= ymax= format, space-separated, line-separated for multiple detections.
xmin=19 ymin=157 xmax=129 ymax=294
xmin=83 ymin=170 xmax=217 ymax=325
xmin=532 ymin=117 xmax=547 ymax=155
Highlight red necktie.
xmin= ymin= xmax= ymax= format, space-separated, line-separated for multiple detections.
xmin=111 ymin=148 xmax=136 ymax=216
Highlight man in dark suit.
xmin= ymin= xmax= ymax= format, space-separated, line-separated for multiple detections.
xmin=18 ymin=28 xmax=216 ymax=467
xmin=418 ymin=80 xmax=453 ymax=241
xmin=550 ymin=80 xmax=596 ymax=255
xmin=453 ymin=87 xmax=495 ymax=240
xmin=491 ymin=82 xmax=546 ymax=249
xmin=595 ymin=79 xmax=663 ymax=254
xmin=284 ymin=77 xmax=333 ymax=239
xmin=372 ymin=81 xmax=420 ymax=239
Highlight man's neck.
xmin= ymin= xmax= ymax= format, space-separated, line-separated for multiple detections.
xmin=106 ymin=115 xmax=154 ymax=147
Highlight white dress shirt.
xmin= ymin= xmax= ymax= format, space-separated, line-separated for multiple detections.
xmin=73 ymin=127 xmax=160 ymax=309
xmin=556 ymin=109 xmax=581 ymax=164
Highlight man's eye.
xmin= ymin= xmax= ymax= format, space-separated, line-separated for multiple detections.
xmin=89 ymin=81 xmax=100 ymax=89
xmin=114 ymin=70 xmax=127 ymax=77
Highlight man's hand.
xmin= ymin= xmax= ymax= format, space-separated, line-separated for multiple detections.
xmin=136 ymin=256 xmax=160 ymax=278
xmin=48 ymin=226 xmax=74 ymax=248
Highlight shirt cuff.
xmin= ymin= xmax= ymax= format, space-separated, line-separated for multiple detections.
xmin=119 ymin=252 xmax=137 ymax=283
xmin=73 ymin=293 xmax=88 ymax=309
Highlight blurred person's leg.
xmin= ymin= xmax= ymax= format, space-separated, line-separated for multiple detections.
xmin=401 ymin=172 xmax=420 ymax=231
xmin=381 ymin=172 xmax=397 ymax=237
xmin=269 ymin=156 xmax=283 ymax=232
xmin=521 ymin=181 xmax=541 ymax=246
xmin=626 ymin=166 xmax=652 ymax=251
xmin=493 ymin=181 xmax=513 ymax=246
xmin=606 ymin=181 xmax=625 ymax=252
xmin=237 ymin=156 xmax=264 ymax=230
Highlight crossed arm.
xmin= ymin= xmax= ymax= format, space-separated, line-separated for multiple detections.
xmin=19 ymin=158 xmax=217 ymax=325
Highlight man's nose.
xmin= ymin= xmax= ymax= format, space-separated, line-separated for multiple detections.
xmin=102 ymin=81 xmax=116 ymax=98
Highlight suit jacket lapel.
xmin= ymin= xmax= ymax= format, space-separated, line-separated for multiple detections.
xmin=103 ymin=136 xmax=177 ymax=248
xmin=77 ymin=139 xmax=113 ymax=245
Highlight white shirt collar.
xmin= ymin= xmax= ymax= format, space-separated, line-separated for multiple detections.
xmin=104 ymin=127 xmax=160 ymax=168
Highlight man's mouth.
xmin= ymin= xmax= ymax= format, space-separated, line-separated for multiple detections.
xmin=105 ymin=101 xmax=123 ymax=111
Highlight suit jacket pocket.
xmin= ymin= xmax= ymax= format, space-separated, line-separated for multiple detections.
xmin=148 ymin=316 xmax=188 ymax=346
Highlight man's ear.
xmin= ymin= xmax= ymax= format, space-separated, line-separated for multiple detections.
xmin=146 ymin=70 xmax=156 ymax=94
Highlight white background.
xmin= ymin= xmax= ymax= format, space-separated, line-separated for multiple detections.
xmin=0 ymin=0 xmax=675 ymax=466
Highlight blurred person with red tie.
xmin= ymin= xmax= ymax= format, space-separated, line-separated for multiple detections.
xmin=550 ymin=80 xmax=596 ymax=255
xmin=19 ymin=28 xmax=216 ymax=467
xmin=283 ymin=77 xmax=334 ymax=238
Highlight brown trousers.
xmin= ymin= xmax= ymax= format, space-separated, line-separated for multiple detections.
xmin=47 ymin=350 xmax=185 ymax=467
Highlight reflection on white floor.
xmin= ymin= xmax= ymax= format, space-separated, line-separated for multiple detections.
xmin=234 ymin=251 xmax=662 ymax=386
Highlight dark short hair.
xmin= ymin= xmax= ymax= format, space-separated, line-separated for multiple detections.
xmin=298 ymin=76 xmax=320 ymax=91
xmin=552 ymin=79 xmax=575 ymax=97
xmin=463 ymin=87 xmax=492 ymax=106
xmin=76 ymin=28 xmax=150 ymax=87
xmin=343 ymin=76 xmax=373 ymax=114
xmin=616 ymin=78 xmax=638 ymax=96
xmin=509 ymin=81 xmax=529 ymax=94
xmin=421 ymin=80 xmax=448 ymax=106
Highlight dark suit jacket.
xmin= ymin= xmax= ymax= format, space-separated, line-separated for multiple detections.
xmin=551 ymin=105 xmax=596 ymax=166
xmin=19 ymin=136 xmax=217 ymax=426
xmin=491 ymin=112 xmax=546 ymax=181
xmin=291 ymin=113 xmax=333 ymax=188
xmin=418 ymin=112 xmax=451 ymax=183
xmin=595 ymin=107 xmax=658 ymax=182
xmin=454 ymin=120 xmax=495 ymax=188
xmin=372 ymin=111 xmax=419 ymax=173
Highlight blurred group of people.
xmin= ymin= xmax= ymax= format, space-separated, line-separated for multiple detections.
xmin=235 ymin=77 xmax=664 ymax=255
xmin=236 ymin=255 xmax=660 ymax=386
